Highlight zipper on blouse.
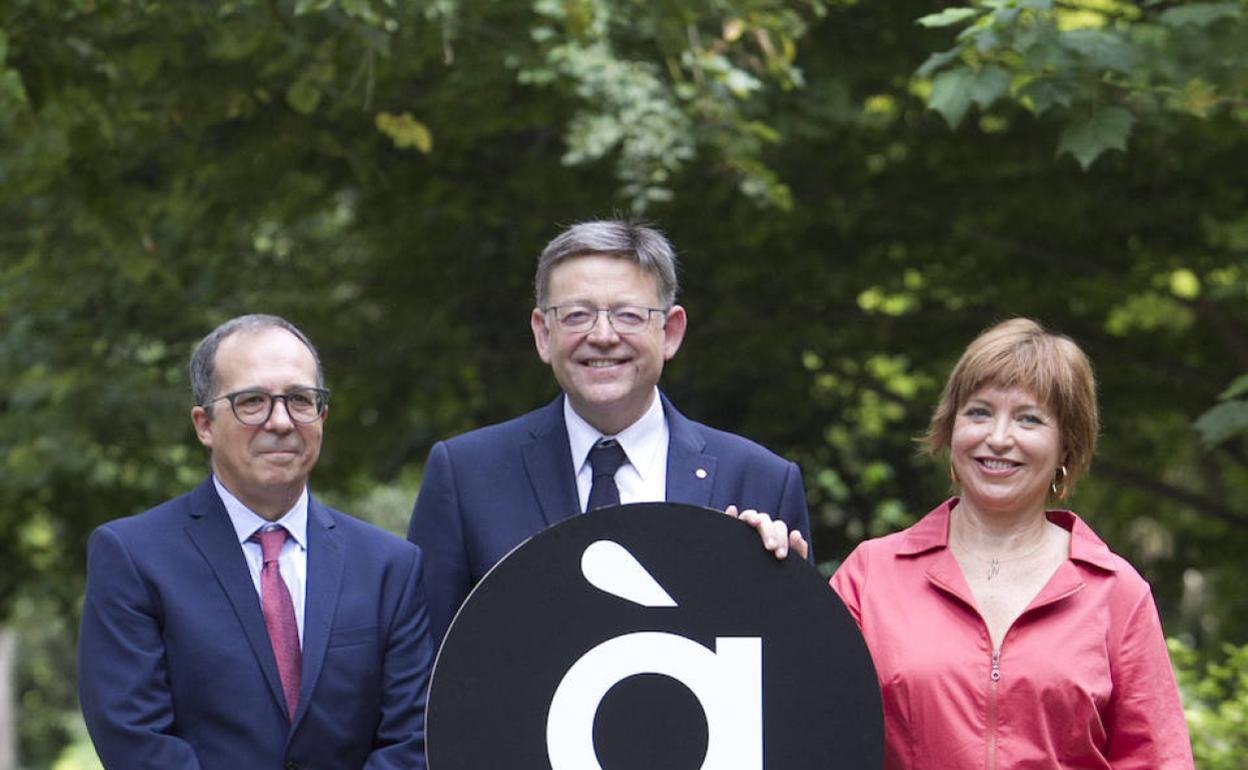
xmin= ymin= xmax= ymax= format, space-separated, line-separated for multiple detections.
xmin=987 ymin=648 xmax=1001 ymax=770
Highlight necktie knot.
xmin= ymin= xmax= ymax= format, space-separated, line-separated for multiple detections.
xmin=252 ymin=527 xmax=288 ymax=564
xmin=589 ymin=438 xmax=627 ymax=478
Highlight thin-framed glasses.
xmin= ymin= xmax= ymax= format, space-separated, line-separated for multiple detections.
xmin=543 ymin=304 xmax=667 ymax=334
xmin=209 ymin=387 xmax=330 ymax=425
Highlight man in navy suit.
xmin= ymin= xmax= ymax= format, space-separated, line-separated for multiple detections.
xmin=408 ymin=221 xmax=812 ymax=645
xmin=79 ymin=315 xmax=433 ymax=770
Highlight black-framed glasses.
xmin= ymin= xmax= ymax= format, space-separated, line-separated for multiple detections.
xmin=209 ymin=387 xmax=330 ymax=426
xmin=543 ymin=304 xmax=667 ymax=334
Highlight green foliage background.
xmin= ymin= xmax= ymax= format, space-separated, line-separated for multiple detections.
xmin=2 ymin=0 xmax=1246 ymax=766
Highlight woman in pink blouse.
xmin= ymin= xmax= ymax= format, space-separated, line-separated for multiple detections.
xmin=739 ymin=318 xmax=1193 ymax=769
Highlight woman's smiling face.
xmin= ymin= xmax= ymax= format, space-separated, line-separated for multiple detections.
xmin=950 ymin=385 xmax=1064 ymax=517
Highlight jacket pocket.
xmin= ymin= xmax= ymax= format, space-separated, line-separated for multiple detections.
xmin=328 ymin=625 xmax=378 ymax=648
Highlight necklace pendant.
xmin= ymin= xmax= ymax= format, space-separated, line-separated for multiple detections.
xmin=986 ymin=559 xmax=1000 ymax=581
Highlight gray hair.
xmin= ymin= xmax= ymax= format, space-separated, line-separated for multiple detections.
xmin=189 ymin=314 xmax=324 ymax=413
xmin=534 ymin=220 xmax=680 ymax=309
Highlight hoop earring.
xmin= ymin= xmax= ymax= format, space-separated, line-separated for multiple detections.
xmin=949 ymin=464 xmax=959 ymax=485
xmin=1051 ymin=464 xmax=1069 ymax=500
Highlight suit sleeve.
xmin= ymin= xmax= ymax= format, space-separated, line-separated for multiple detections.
xmin=78 ymin=526 xmax=204 ymax=770
xmin=406 ymin=441 xmax=471 ymax=648
xmin=1104 ymin=587 xmax=1195 ymax=770
xmin=363 ymin=546 xmax=435 ymax=770
xmin=776 ymin=460 xmax=815 ymax=563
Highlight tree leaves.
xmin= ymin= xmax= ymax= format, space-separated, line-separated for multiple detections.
xmin=286 ymin=79 xmax=323 ymax=115
xmin=1171 ymin=640 xmax=1248 ymax=769
xmin=914 ymin=0 xmax=1248 ymax=165
xmin=375 ymin=111 xmax=432 ymax=153
xmin=1219 ymin=374 xmax=1248 ymax=401
xmin=1195 ymin=401 xmax=1248 ymax=447
xmin=1056 ymin=106 xmax=1134 ymax=168
xmin=916 ymin=7 xmax=983 ymax=28
xmin=1196 ymin=375 xmax=1248 ymax=447
xmin=928 ymin=65 xmax=1010 ymax=128
xmin=521 ymin=1 xmax=815 ymax=210
xmin=1160 ymin=2 xmax=1242 ymax=28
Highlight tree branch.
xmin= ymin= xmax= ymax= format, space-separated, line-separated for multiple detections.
xmin=1094 ymin=460 xmax=1248 ymax=529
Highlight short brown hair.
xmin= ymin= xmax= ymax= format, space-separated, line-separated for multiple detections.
xmin=534 ymin=220 xmax=679 ymax=309
xmin=925 ymin=318 xmax=1099 ymax=496
xmin=189 ymin=314 xmax=324 ymax=414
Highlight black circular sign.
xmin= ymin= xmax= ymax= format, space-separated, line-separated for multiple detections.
xmin=427 ymin=503 xmax=882 ymax=769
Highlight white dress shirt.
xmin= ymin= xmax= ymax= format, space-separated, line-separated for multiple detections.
xmin=215 ymin=476 xmax=308 ymax=643
xmin=565 ymin=388 xmax=669 ymax=513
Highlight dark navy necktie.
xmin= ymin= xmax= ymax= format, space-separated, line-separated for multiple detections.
xmin=587 ymin=438 xmax=627 ymax=511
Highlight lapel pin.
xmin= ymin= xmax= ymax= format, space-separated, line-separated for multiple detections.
xmin=695 ymin=468 xmax=708 ymax=479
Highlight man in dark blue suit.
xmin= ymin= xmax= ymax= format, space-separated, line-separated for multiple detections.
xmin=79 ymin=315 xmax=433 ymax=770
xmin=408 ymin=221 xmax=812 ymax=646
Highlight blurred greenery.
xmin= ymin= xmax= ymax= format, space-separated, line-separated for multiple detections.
xmin=2 ymin=0 xmax=1246 ymax=766
xmin=1173 ymin=639 xmax=1248 ymax=768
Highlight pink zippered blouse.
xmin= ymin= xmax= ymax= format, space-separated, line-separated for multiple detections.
xmin=831 ymin=498 xmax=1194 ymax=769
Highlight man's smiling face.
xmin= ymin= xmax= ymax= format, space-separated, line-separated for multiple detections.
xmin=191 ymin=326 xmax=325 ymax=519
xmin=531 ymin=254 xmax=686 ymax=435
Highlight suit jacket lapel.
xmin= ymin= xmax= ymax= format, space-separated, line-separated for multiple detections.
xmin=182 ymin=478 xmax=289 ymax=720
xmin=294 ymin=496 xmax=344 ymax=732
xmin=662 ymin=395 xmax=717 ymax=507
xmin=521 ymin=396 xmax=582 ymax=527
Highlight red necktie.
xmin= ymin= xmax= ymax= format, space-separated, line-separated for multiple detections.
xmin=253 ymin=527 xmax=302 ymax=719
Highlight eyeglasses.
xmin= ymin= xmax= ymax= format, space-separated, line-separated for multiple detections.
xmin=209 ymin=387 xmax=330 ymax=426
xmin=543 ymin=304 xmax=667 ymax=334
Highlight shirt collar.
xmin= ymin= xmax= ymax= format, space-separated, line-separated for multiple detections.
xmin=897 ymin=496 xmax=1119 ymax=572
xmin=896 ymin=497 xmax=956 ymax=556
xmin=565 ymin=388 xmax=664 ymax=478
xmin=1048 ymin=508 xmax=1119 ymax=572
xmin=213 ymin=475 xmax=309 ymax=550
